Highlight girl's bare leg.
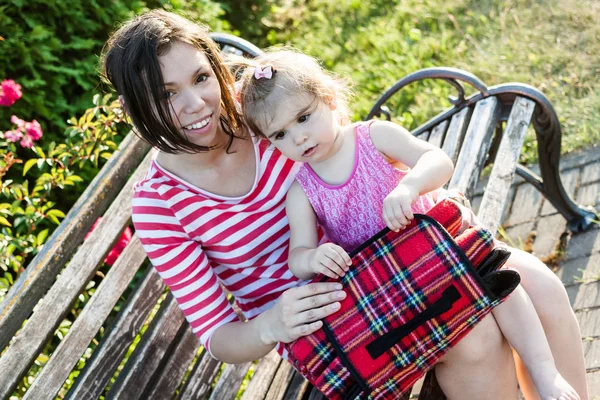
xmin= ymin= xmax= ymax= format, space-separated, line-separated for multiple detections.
xmin=492 ymin=285 xmax=579 ymax=399
xmin=435 ymin=313 xmax=519 ymax=400
xmin=503 ymin=247 xmax=588 ymax=400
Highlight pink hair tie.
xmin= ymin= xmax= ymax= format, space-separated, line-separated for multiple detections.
xmin=254 ymin=65 xmax=274 ymax=80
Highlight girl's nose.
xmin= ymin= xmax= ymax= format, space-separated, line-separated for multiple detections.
xmin=294 ymin=132 xmax=308 ymax=145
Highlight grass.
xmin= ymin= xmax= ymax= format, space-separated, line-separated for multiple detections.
xmin=236 ymin=0 xmax=600 ymax=164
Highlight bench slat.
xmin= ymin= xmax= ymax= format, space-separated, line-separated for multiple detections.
xmin=0 ymin=133 xmax=150 ymax=353
xmin=241 ymin=350 xmax=282 ymax=400
xmin=178 ymin=351 xmax=222 ymax=399
xmin=442 ymin=107 xmax=472 ymax=163
xmin=107 ymin=294 xmax=186 ymax=399
xmin=477 ymin=97 xmax=535 ymax=234
xmin=448 ymin=97 xmax=501 ymax=198
xmin=283 ymin=371 xmax=311 ymax=400
xmin=427 ymin=120 xmax=448 ymax=148
xmin=143 ymin=325 xmax=201 ymax=399
xmin=23 ymin=237 xmax=147 ymax=400
xmin=264 ymin=358 xmax=296 ymax=400
xmin=65 ymin=266 xmax=166 ymax=400
xmin=208 ymin=362 xmax=253 ymax=400
xmin=0 ymin=152 xmax=153 ymax=399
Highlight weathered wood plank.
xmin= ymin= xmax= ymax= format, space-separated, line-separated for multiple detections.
xmin=283 ymin=371 xmax=311 ymax=400
xmin=143 ymin=325 xmax=201 ymax=399
xmin=241 ymin=350 xmax=282 ymax=400
xmin=208 ymin=362 xmax=253 ymax=400
xmin=442 ymin=107 xmax=472 ymax=163
xmin=477 ymin=97 xmax=535 ymax=234
xmin=427 ymin=120 xmax=448 ymax=149
xmin=264 ymin=358 xmax=296 ymax=400
xmin=65 ymin=266 xmax=165 ymax=400
xmin=23 ymin=237 xmax=147 ymax=400
xmin=308 ymin=387 xmax=326 ymax=400
xmin=0 ymin=133 xmax=150 ymax=353
xmin=0 ymin=151 xmax=154 ymax=399
xmin=106 ymin=293 xmax=186 ymax=399
xmin=448 ymin=97 xmax=501 ymax=198
xmin=178 ymin=350 xmax=222 ymax=400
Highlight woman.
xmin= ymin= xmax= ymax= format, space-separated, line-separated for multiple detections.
xmin=102 ymin=9 xmax=587 ymax=399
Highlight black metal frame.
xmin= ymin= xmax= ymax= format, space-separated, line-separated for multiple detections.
xmin=367 ymin=67 xmax=598 ymax=233
xmin=211 ymin=35 xmax=597 ymax=233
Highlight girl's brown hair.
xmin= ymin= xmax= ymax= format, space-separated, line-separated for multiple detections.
xmin=231 ymin=49 xmax=351 ymax=138
xmin=101 ymin=10 xmax=245 ymax=154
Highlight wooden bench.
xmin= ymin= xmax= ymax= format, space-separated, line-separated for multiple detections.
xmin=0 ymin=35 xmax=597 ymax=400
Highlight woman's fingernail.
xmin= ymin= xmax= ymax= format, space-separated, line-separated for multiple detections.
xmin=335 ymin=283 xmax=343 ymax=289
xmin=332 ymin=302 xmax=340 ymax=310
xmin=337 ymin=291 xmax=346 ymax=299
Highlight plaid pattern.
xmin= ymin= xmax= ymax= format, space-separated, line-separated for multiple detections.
xmin=286 ymin=200 xmax=513 ymax=400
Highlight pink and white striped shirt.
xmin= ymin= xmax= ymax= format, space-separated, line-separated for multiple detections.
xmin=132 ymin=139 xmax=303 ymax=358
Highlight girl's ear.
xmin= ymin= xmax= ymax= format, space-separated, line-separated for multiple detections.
xmin=324 ymin=86 xmax=338 ymax=110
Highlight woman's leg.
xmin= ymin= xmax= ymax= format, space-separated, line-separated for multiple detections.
xmin=503 ymin=246 xmax=588 ymax=400
xmin=435 ymin=313 xmax=519 ymax=400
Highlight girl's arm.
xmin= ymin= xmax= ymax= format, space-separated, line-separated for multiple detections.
xmin=286 ymin=182 xmax=351 ymax=280
xmin=369 ymin=120 xmax=454 ymax=230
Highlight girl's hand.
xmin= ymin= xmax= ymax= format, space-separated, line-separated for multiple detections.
xmin=260 ymin=282 xmax=347 ymax=344
xmin=310 ymin=243 xmax=352 ymax=278
xmin=383 ymin=184 xmax=418 ymax=231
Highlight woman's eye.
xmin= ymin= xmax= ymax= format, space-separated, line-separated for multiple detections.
xmin=163 ymin=91 xmax=174 ymax=100
xmin=196 ymin=74 xmax=208 ymax=83
xmin=298 ymin=114 xmax=310 ymax=123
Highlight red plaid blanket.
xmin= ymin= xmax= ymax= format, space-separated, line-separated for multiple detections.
xmin=286 ymin=200 xmax=519 ymax=400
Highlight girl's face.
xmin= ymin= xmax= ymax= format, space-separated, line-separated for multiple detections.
xmin=159 ymin=41 xmax=223 ymax=147
xmin=263 ymin=91 xmax=340 ymax=163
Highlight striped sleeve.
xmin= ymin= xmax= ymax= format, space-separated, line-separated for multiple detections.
xmin=132 ymin=184 xmax=239 ymax=358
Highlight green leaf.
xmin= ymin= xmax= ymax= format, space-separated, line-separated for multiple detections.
xmin=46 ymin=209 xmax=66 ymax=218
xmin=0 ymin=217 xmax=12 ymax=227
xmin=23 ymin=159 xmax=37 ymax=176
xmin=36 ymin=229 xmax=49 ymax=246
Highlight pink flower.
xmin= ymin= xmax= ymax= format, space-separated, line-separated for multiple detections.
xmin=4 ymin=129 xmax=22 ymax=142
xmin=25 ymin=120 xmax=42 ymax=141
xmin=11 ymin=115 xmax=25 ymax=128
xmin=0 ymin=80 xmax=22 ymax=107
xmin=84 ymin=217 xmax=133 ymax=266
xmin=6 ymin=115 xmax=43 ymax=148
xmin=19 ymin=135 xmax=33 ymax=148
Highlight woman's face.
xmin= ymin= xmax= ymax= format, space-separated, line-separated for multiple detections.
xmin=159 ymin=41 xmax=223 ymax=147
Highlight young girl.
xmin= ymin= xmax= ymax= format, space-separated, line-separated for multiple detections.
xmin=236 ymin=49 xmax=581 ymax=400
xmin=102 ymin=9 xmax=587 ymax=400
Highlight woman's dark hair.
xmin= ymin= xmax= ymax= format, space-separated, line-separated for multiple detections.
xmin=101 ymin=10 xmax=245 ymax=153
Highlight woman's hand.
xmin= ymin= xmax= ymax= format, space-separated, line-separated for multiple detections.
xmin=309 ymin=243 xmax=352 ymax=279
xmin=260 ymin=282 xmax=346 ymax=344
xmin=383 ymin=183 xmax=419 ymax=231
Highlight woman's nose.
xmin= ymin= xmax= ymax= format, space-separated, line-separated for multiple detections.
xmin=182 ymin=89 xmax=206 ymax=112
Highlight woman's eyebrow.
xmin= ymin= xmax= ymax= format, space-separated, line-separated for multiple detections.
xmin=267 ymin=104 xmax=312 ymax=138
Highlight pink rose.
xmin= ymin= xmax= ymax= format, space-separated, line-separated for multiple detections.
xmin=10 ymin=115 xmax=24 ymax=128
xmin=25 ymin=120 xmax=42 ymax=140
xmin=4 ymin=130 xmax=22 ymax=142
xmin=0 ymin=80 xmax=22 ymax=107
xmin=19 ymin=135 xmax=33 ymax=148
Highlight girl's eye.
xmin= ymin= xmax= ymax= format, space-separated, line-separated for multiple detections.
xmin=163 ymin=91 xmax=174 ymax=100
xmin=298 ymin=114 xmax=310 ymax=123
xmin=274 ymin=131 xmax=287 ymax=140
xmin=196 ymin=74 xmax=209 ymax=83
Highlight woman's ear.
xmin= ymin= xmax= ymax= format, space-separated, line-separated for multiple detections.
xmin=119 ymin=95 xmax=129 ymax=116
